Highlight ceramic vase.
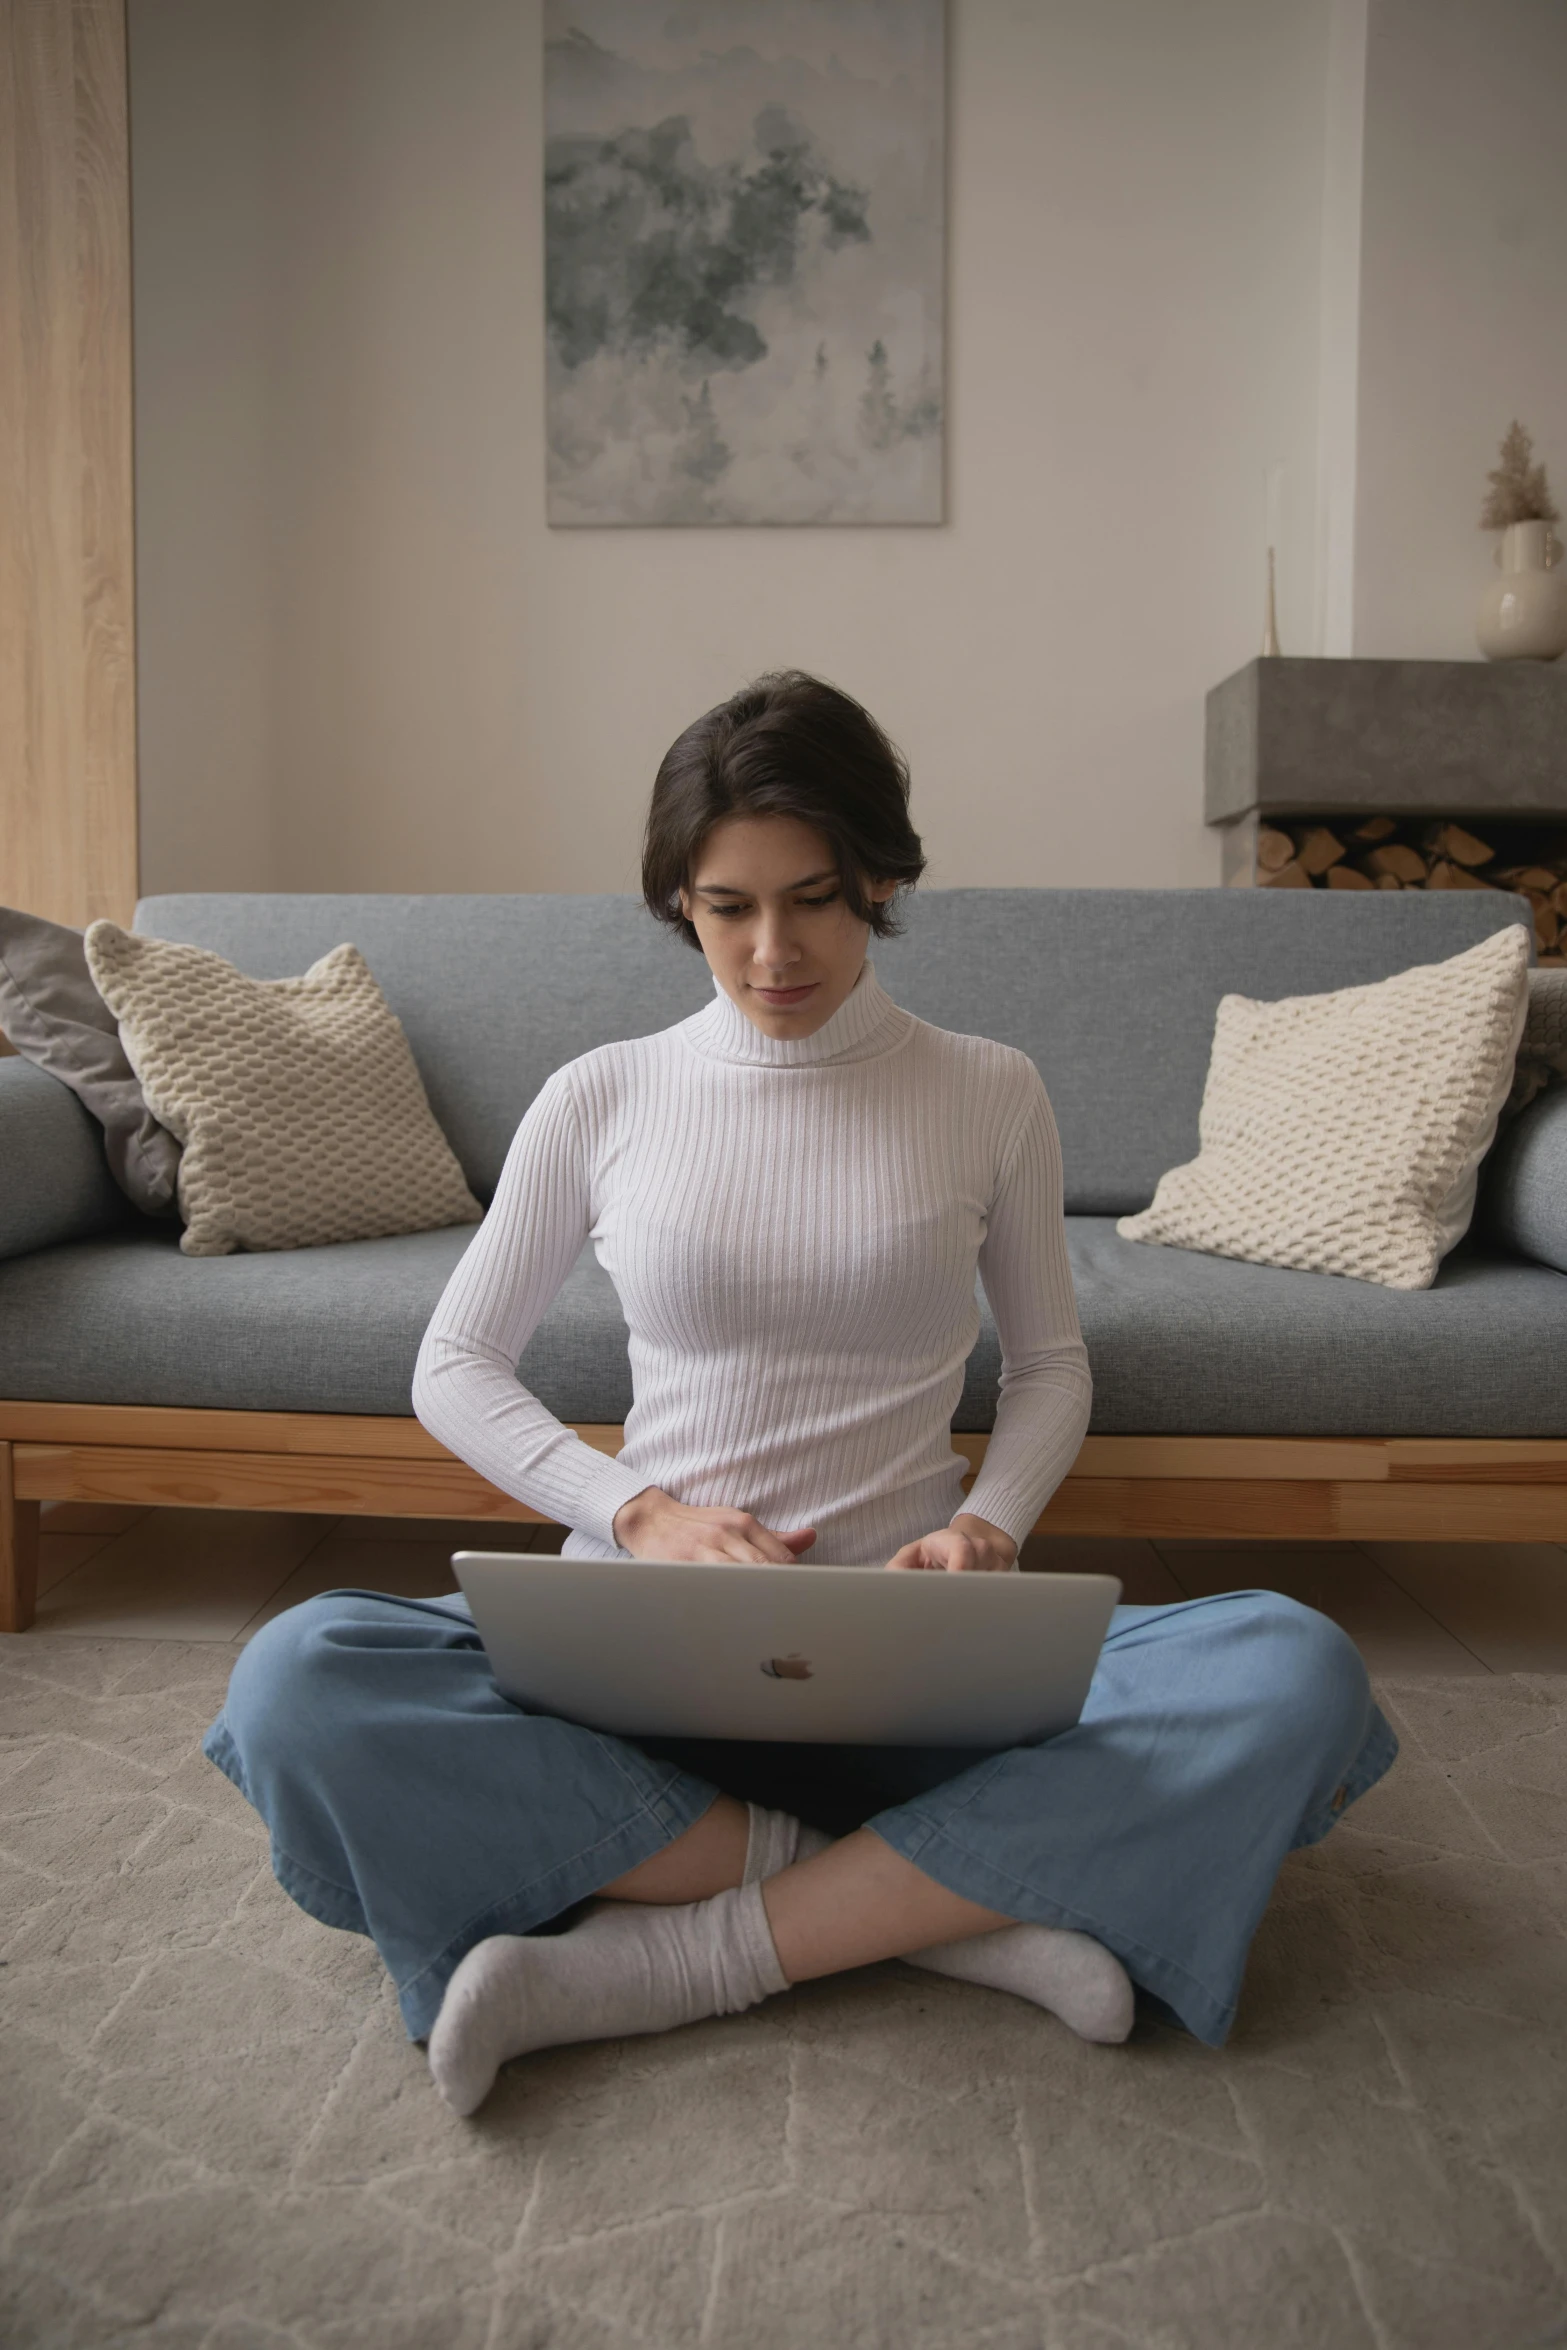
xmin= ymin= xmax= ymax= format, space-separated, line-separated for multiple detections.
xmin=1476 ymin=519 xmax=1567 ymax=660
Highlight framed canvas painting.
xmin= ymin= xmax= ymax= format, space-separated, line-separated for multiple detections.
xmin=544 ymin=0 xmax=946 ymax=526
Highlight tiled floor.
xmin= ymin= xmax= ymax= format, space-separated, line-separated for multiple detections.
xmin=29 ymin=1505 xmax=1567 ymax=1672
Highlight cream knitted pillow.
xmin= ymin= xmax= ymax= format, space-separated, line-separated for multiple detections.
xmin=85 ymin=924 xmax=482 ymax=1259
xmin=1117 ymin=925 xmax=1531 ymax=1290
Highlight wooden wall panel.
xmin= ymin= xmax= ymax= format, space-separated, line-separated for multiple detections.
xmin=0 ymin=0 xmax=137 ymax=931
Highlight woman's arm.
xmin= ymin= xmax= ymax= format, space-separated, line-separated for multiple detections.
xmin=959 ymin=1074 xmax=1093 ymax=1548
xmin=412 ymin=1069 xmax=653 ymax=1547
xmin=884 ymin=1071 xmax=1092 ymax=1572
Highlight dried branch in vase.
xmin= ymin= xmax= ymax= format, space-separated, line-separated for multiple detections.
xmin=1480 ymin=420 xmax=1559 ymax=530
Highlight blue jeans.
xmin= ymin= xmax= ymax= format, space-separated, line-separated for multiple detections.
xmin=204 ymin=1588 xmax=1396 ymax=2047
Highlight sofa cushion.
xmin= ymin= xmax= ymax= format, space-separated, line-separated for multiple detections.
xmin=1509 ymin=966 xmax=1567 ymax=1113
xmin=136 ymin=889 xmax=1529 ymax=1215
xmin=0 ymin=1059 xmax=130 ymax=1263
xmin=2 ymin=1218 xmax=1563 ymax=1440
xmin=885 ymin=890 xmax=1529 ymax=1217
xmin=1480 ymin=1085 xmax=1567 ymax=1275
xmin=1050 ymin=1217 xmax=1567 ymax=1437
xmin=0 ymin=904 xmax=181 ymax=1215
xmin=0 ymin=1226 xmax=633 ymax=1422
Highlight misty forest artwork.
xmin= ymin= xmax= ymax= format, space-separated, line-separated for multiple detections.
xmin=545 ymin=0 xmax=945 ymax=526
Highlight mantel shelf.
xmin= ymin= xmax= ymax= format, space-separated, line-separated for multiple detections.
xmin=1206 ymin=657 xmax=1567 ymax=827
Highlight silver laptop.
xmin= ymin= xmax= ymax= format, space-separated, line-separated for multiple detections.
xmin=453 ymin=1553 xmax=1121 ymax=1746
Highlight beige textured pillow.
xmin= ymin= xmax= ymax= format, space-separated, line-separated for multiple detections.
xmin=85 ymin=924 xmax=482 ymax=1258
xmin=1117 ymin=925 xmax=1530 ymax=1290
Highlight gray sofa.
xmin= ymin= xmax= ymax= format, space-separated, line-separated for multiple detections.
xmin=3 ymin=885 xmax=1564 ymax=1627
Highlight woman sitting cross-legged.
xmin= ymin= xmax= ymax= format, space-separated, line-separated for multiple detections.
xmin=205 ymin=670 xmax=1397 ymax=2117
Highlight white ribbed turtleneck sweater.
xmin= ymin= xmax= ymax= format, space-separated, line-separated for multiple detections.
xmin=413 ymin=965 xmax=1092 ymax=1565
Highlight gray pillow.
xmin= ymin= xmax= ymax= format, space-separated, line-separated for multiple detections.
xmin=1508 ymin=967 xmax=1567 ymax=1114
xmin=1480 ymin=1084 xmax=1567 ymax=1274
xmin=0 ymin=905 xmax=181 ymax=1217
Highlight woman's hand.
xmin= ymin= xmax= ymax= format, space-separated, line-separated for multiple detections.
xmin=613 ymin=1487 xmax=817 ymax=1565
xmin=885 ymin=1512 xmax=1019 ymax=1574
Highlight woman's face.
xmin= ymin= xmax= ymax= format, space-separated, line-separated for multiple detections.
xmin=681 ymin=815 xmax=895 ymax=1039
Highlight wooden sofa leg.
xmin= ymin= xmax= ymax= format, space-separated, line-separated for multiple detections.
xmin=1 ymin=1444 xmax=41 ymax=1634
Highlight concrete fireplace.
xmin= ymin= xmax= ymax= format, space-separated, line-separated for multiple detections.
xmin=1206 ymin=659 xmax=1567 ymax=962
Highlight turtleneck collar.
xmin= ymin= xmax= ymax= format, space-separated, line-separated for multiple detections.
xmin=680 ymin=961 xmax=912 ymax=1069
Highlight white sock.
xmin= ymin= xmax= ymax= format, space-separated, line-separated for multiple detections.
xmin=905 ymin=1923 xmax=1135 ymax=2045
xmin=742 ymin=1801 xmax=834 ymax=1883
xmin=428 ymin=1803 xmax=830 ymax=2115
xmin=428 ymin=1880 xmax=789 ymax=2115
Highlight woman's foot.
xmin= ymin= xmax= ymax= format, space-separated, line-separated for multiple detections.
xmin=905 ymin=1923 xmax=1135 ymax=2043
xmin=733 ymin=1812 xmax=1133 ymax=2042
xmin=427 ymin=1880 xmax=787 ymax=2116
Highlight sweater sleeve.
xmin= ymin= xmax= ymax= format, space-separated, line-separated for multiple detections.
xmin=412 ymin=1068 xmax=653 ymax=1548
xmin=961 ymin=1073 xmax=1093 ymax=1549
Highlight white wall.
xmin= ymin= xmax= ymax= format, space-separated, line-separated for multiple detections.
xmin=131 ymin=0 xmax=1340 ymax=898
xmin=1312 ymin=0 xmax=1368 ymax=659
xmin=1353 ymin=0 xmax=1567 ymax=659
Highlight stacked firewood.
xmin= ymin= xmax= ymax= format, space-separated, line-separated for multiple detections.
xmin=1255 ymin=816 xmax=1567 ymax=964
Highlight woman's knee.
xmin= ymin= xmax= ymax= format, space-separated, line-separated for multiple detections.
xmin=221 ymin=1592 xmax=386 ymax=1775
xmin=1220 ymin=1589 xmax=1371 ymax=1748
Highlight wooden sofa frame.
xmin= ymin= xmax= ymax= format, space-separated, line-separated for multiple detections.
xmin=4 ymin=1402 xmax=1565 ymax=1632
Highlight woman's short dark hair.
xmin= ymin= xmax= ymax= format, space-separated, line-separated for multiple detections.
xmin=643 ymin=671 xmax=927 ymax=949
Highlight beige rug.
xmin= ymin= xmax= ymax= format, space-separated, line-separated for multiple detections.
xmin=2 ymin=1633 xmax=1565 ymax=2350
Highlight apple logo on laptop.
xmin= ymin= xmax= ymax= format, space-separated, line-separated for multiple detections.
xmin=760 ymin=1654 xmax=813 ymax=1680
